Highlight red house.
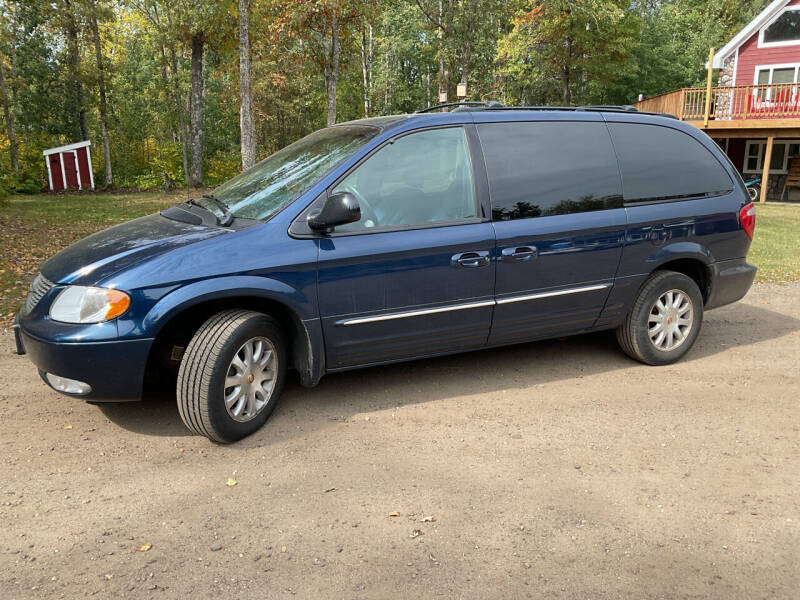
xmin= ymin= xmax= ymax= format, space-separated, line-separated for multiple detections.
xmin=635 ymin=0 xmax=800 ymax=201
xmin=43 ymin=140 xmax=95 ymax=192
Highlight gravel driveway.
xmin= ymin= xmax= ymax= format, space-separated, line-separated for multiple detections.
xmin=2 ymin=283 xmax=799 ymax=599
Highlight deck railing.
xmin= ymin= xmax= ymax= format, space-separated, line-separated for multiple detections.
xmin=634 ymin=83 xmax=800 ymax=121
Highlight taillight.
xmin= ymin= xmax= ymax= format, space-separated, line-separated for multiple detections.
xmin=740 ymin=203 xmax=756 ymax=240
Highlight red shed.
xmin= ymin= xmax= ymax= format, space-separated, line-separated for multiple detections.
xmin=43 ymin=140 xmax=95 ymax=191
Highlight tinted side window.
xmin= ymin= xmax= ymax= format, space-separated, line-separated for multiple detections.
xmin=478 ymin=121 xmax=623 ymax=221
xmin=607 ymin=123 xmax=733 ymax=203
xmin=333 ymin=126 xmax=476 ymax=231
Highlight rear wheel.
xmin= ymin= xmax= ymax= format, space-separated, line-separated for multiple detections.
xmin=177 ymin=310 xmax=287 ymax=443
xmin=616 ymin=271 xmax=704 ymax=365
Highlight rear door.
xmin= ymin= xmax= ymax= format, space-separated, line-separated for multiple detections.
xmin=311 ymin=125 xmax=496 ymax=369
xmin=474 ymin=117 xmax=627 ymax=344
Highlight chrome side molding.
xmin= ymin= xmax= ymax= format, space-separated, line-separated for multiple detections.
xmin=338 ymin=283 xmax=612 ymax=326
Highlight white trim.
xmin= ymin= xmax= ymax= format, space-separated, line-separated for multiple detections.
xmin=85 ymin=145 xmax=95 ymax=189
xmin=73 ymin=150 xmax=81 ymax=189
xmin=733 ymin=48 xmax=739 ymax=86
xmin=42 ymin=140 xmax=91 ymax=157
xmin=59 ymin=153 xmax=66 ymax=190
xmin=758 ymin=5 xmax=800 ymax=48
xmin=337 ymin=283 xmax=612 ymax=326
xmin=711 ymin=0 xmax=791 ymax=68
xmin=45 ymin=155 xmax=53 ymax=191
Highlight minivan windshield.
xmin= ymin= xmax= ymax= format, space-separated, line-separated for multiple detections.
xmin=209 ymin=124 xmax=380 ymax=220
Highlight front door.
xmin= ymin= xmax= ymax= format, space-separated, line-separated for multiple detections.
xmin=314 ymin=125 xmax=496 ymax=369
xmin=474 ymin=118 xmax=627 ymax=344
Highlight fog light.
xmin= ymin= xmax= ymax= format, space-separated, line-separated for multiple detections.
xmin=45 ymin=373 xmax=92 ymax=395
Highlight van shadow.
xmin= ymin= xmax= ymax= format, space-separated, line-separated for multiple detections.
xmin=98 ymin=302 xmax=799 ymax=440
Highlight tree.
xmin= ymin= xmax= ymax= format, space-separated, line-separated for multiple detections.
xmin=62 ymin=0 xmax=89 ymax=141
xmin=0 ymin=54 xmax=18 ymax=173
xmin=0 ymin=0 xmax=19 ymax=173
xmin=497 ymin=0 xmax=639 ymax=105
xmin=238 ymin=0 xmax=255 ymax=169
xmin=87 ymin=0 xmax=112 ymax=186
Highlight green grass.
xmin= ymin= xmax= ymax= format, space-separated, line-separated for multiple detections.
xmin=748 ymin=203 xmax=800 ymax=283
xmin=0 ymin=191 xmax=188 ymax=325
xmin=1 ymin=192 xmax=798 ymax=326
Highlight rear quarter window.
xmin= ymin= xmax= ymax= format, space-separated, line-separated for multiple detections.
xmin=607 ymin=122 xmax=733 ymax=203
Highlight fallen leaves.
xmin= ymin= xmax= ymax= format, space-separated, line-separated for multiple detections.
xmin=63 ymin=425 xmax=73 ymax=430
xmin=225 ymin=478 xmax=237 ymax=487
xmin=420 ymin=516 xmax=436 ymax=523
xmin=135 ymin=543 xmax=151 ymax=552
xmin=410 ymin=529 xmax=423 ymax=539
xmin=388 ymin=511 xmax=400 ymax=517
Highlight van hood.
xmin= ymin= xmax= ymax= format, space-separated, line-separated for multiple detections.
xmin=40 ymin=213 xmax=231 ymax=286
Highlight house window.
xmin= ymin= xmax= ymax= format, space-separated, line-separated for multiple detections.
xmin=761 ymin=8 xmax=800 ymax=46
xmin=743 ymin=140 xmax=800 ymax=173
xmin=754 ymin=65 xmax=800 ymax=100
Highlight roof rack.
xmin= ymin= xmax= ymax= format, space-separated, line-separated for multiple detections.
xmin=414 ymin=101 xmax=676 ymax=120
xmin=415 ymin=101 xmax=504 ymax=113
xmin=482 ymin=104 xmax=641 ymax=114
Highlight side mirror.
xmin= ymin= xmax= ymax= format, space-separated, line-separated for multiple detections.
xmin=307 ymin=192 xmax=361 ymax=232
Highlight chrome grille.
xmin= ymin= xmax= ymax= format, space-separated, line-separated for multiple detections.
xmin=22 ymin=274 xmax=55 ymax=314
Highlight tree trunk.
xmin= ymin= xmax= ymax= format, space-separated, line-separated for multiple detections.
xmin=0 ymin=58 xmax=18 ymax=173
xmin=238 ymin=0 xmax=255 ymax=170
xmin=189 ymin=33 xmax=205 ymax=188
xmin=562 ymin=37 xmax=572 ymax=106
xmin=324 ymin=11 xmax=340 ymax=127
xmin=360 ymin=23 xmax=373 ymax=118
xmin=437 ymin=0 xmax=447 ymax=103
xmin=168 ymin=42 xmax=190 ymax=184
xmin=64 ymin=0 xmax=89 ymax=141
xmin=89 ymin=1 xmax=112 ymax=188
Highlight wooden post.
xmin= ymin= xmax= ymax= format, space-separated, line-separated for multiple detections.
xmin=679 ymin=89 xmax=686 ymax=120
xmin=703 ymin=48 xmax=715 ymax=127
xmin=760 ymin=136 xmax=774 ymax=204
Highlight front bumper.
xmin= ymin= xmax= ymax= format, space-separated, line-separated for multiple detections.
xmin=705 ymin=258 xmax=757 ymax=310
xmin=15 ymin=322 xmax=153 ymax=402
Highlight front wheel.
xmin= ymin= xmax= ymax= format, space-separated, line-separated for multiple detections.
xmin=177 ymin=310 xmax=287 ymax=443
xmin=616 ymin=271 xmax=704 ymax=366
xmin=748 ymin=185 xmax=759 ymax=201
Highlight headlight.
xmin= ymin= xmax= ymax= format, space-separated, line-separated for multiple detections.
xmin=50 ymin=286 xmax=131 ymax=324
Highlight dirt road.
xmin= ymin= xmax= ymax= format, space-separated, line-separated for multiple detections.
xmin=1 ymin=284 xmax=799 ymax=599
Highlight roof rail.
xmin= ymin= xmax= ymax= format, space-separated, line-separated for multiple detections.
xmin=414 ymin=101 xmax=676 ymax=119
xmin=415 ymin=101 xmax=503 ymax=113
xmin=483 ymin=104 xmax=639 ymax=114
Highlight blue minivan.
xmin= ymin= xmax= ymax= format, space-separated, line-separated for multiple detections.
xmin=14 ymin=105 xmax=757 ymax=442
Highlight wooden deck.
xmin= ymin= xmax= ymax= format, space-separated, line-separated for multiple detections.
xmin=634 ymin=84 xmax=800 ymax=135
xmin=634 ymin=83 xmax=800 ymax=202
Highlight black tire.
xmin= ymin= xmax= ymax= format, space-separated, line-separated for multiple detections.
xmin=177 ymin=310 xmax=287 ymax=443
xmin=616 ymin=271 xmax=704 ymax=366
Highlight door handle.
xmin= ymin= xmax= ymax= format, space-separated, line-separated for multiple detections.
xmin=501 ymin=246 xmax=538 ymax=262
xmin=452 ymin=251 xmax=490 ymax=268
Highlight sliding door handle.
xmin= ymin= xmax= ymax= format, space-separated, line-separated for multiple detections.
xmin=501 ymin=246 xmax=538 ymax=262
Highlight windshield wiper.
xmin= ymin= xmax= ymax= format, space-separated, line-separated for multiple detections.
xmin=202 ymin=194 xmax=235 ymax=226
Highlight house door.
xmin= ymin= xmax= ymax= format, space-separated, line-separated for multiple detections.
xmin=62 ymin=152 xmax=79 ymax=189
